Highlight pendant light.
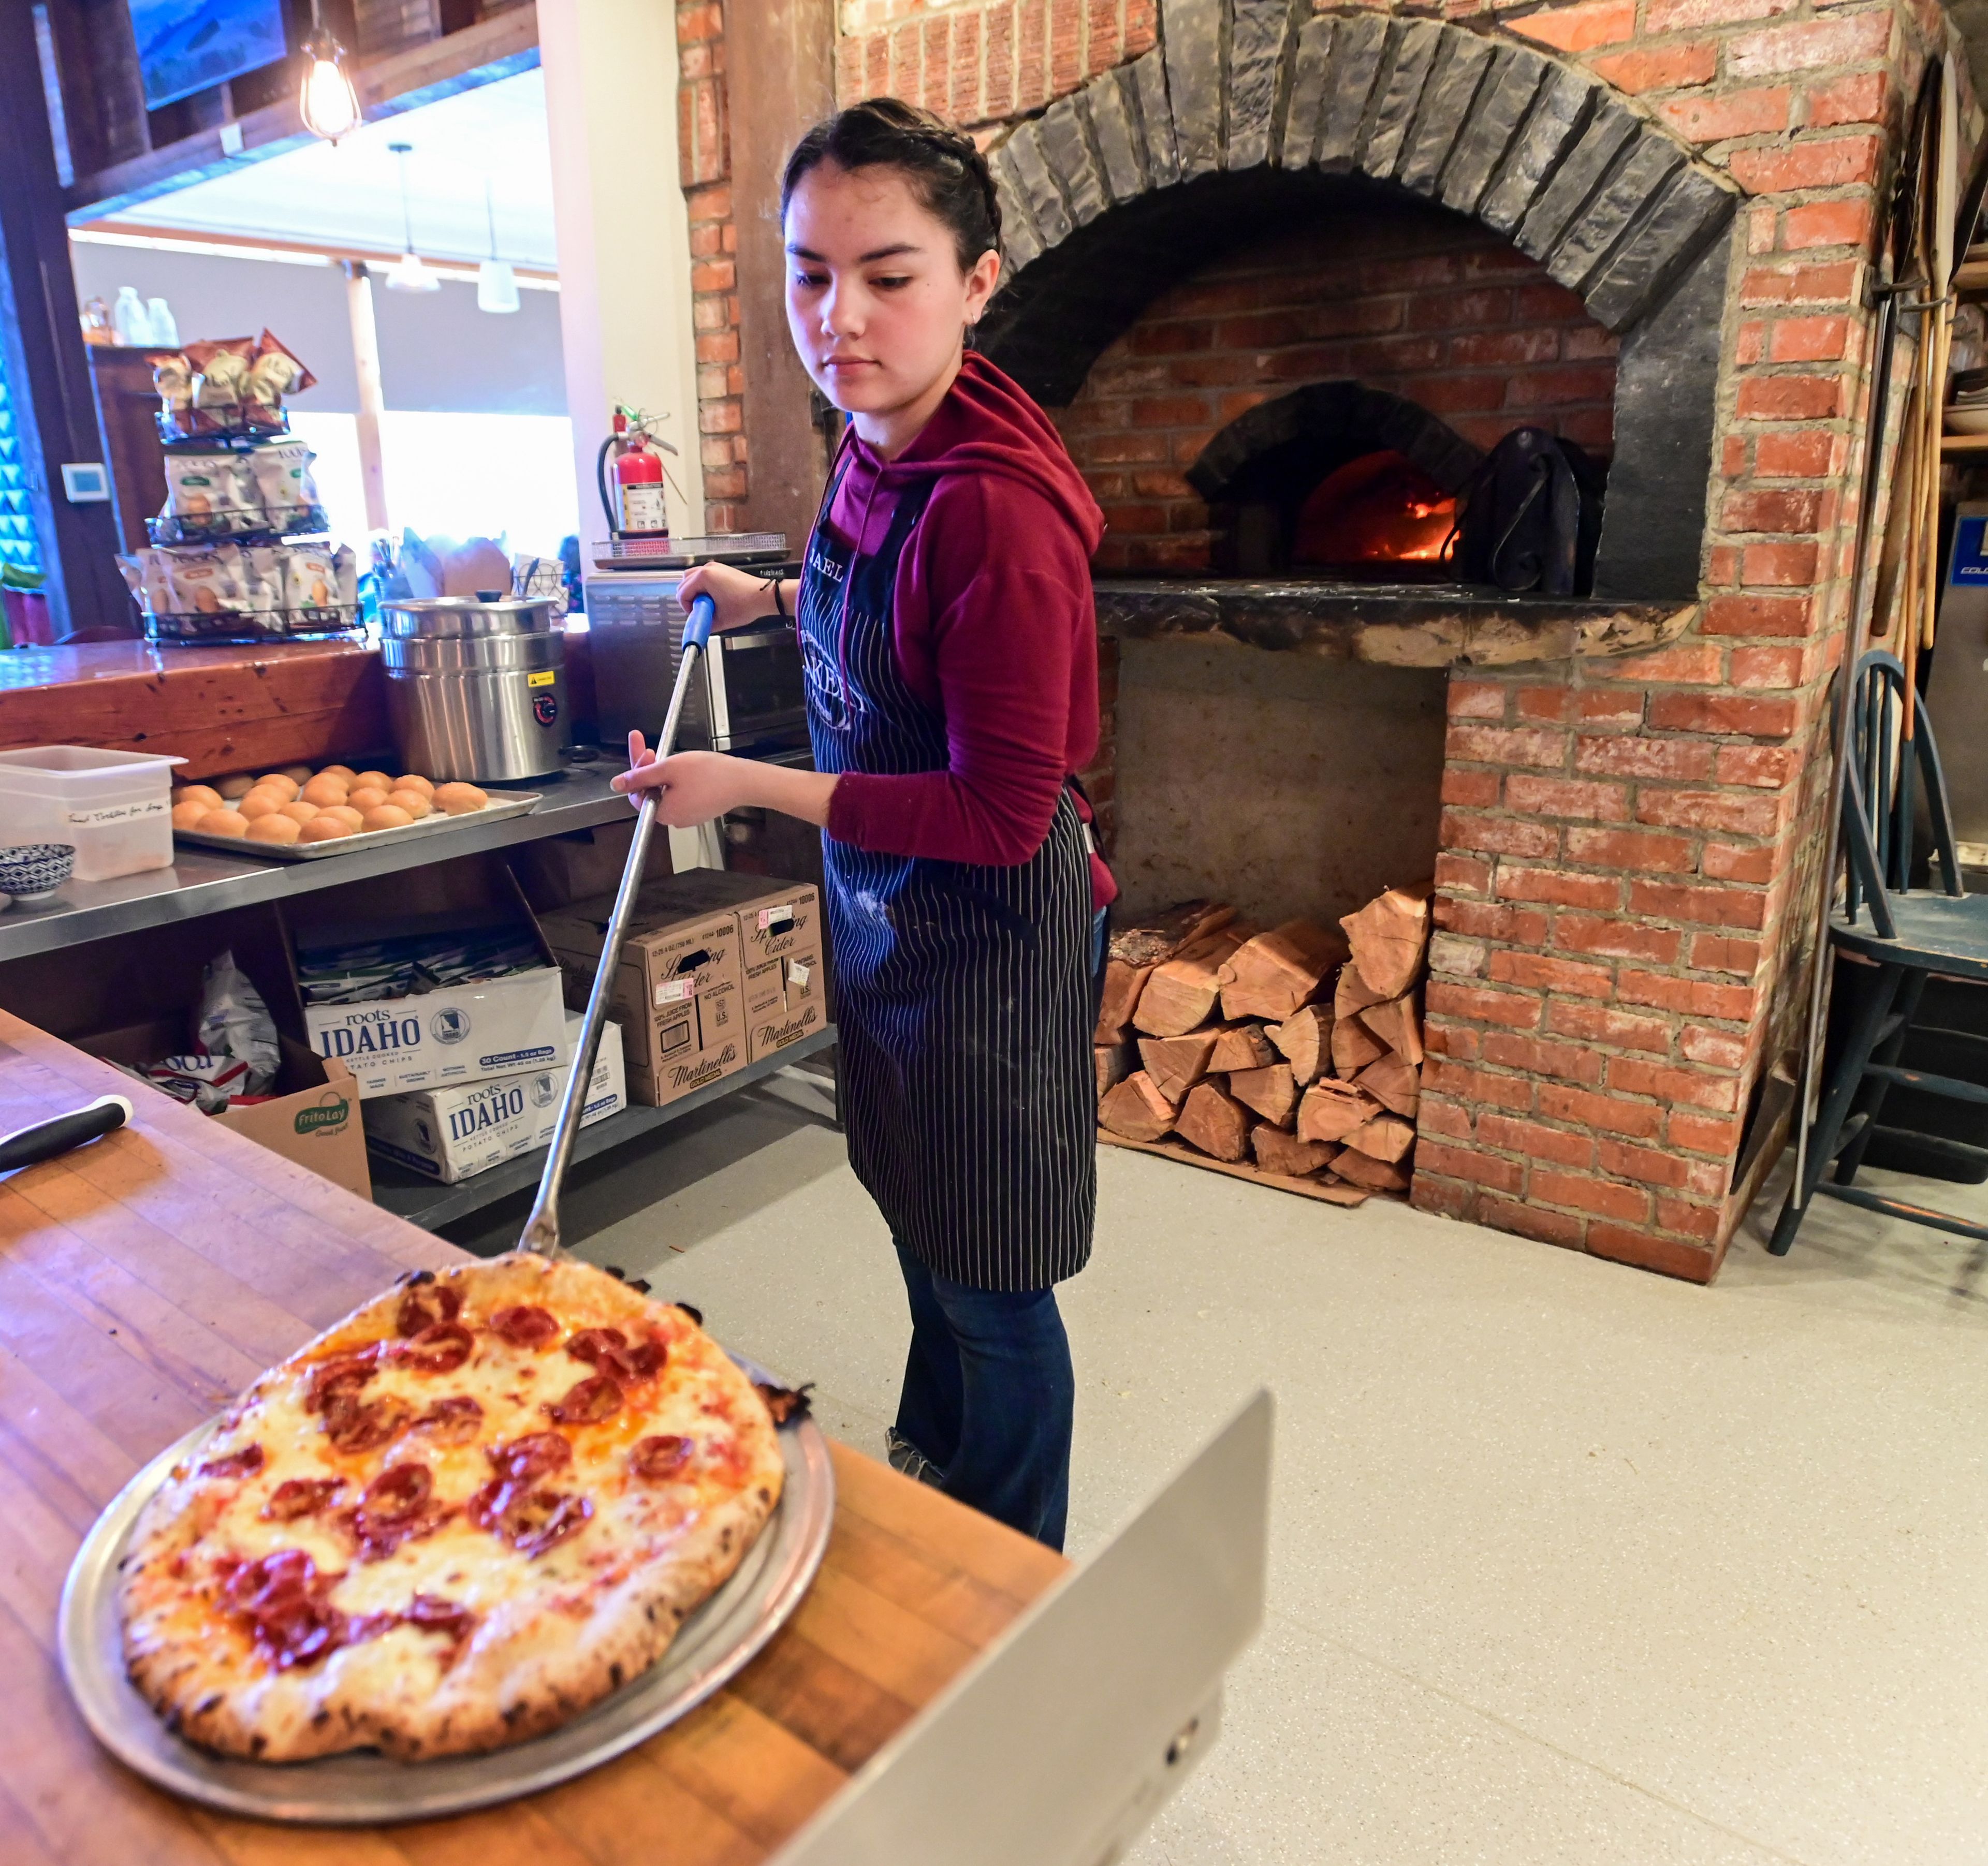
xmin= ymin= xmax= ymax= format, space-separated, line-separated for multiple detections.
xmin=476 ymin=180 xmax=519 ymax=314
xmin=298 ymin=0 xmax=360 ymax=143
xmin=386 ymin=142 xmax=438 ymax=292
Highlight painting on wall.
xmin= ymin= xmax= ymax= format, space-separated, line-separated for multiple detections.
xmin=129 ymin=0 xmax=288 ymax=110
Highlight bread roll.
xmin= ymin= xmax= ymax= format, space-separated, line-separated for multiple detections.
xmin=237 ymin=789 xmax=286 ymax=821
xmin=279 ymin=765 xmax=313 ymax=785
xmin=353 ymin=770 xmax=394 ymax=793
xmin=197 ymin=809 xmax=250 ymax=837
xmin=346 ymin=785 xmax=390 ymax=812
xmin=253 ymin=774 xmax=300 ymax=801
xmin=386 ymin=790 xmax=432 ymax=820
xmin=318 ymin=765 xmax=358 ymax=783
xmin=324 ymin=804 xmax=366 ymax=832
xmin=277 ymin=800 xmax=320 ymax=826
xmin=171 ymin=800 xmax=214 ymax=832
xmin=393 ymin=774 xmax=435 ymax=799
xmin=217 ymin=774 xmax=258 ymax=800
xmin=246 ymin=814 xmax=301 ymax=844
xmin=360 ymin=804 xmax=414 ymax=833
xmin=300 ymin=815 xmax=352 ymax=843
xmin=432 ymin=782 xmax=488 ymax=815
xmin=174 ymin=784 xmax=224 ymax=813
xmin=299 ymin=774 xmax=348 ymax=809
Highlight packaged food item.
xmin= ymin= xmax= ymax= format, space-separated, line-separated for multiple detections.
xmin=332 ymin=543 xmax=358 ymax=607
xmin=117 ymin=550 xmax=177 ymax=616
xmin=168 ymin=546 xmax=250 ymax=616
xmin=244 ymin=331 xmax=315 ymax=410
xmin=284 ymin=544 xmax=339 ymax=611
xmin=247 ymin=437 xmax=319 ymax=519
xmin=242 ymin=547 xmax=285 ymax=613
xmin=150 ymin=351 xmax=193 ymax=417
xmin=163 ymin=452 xmax=258 ymax=533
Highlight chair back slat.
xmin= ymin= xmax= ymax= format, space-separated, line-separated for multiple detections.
xmin=1842 ymin=649 xmax=1964 ymax=930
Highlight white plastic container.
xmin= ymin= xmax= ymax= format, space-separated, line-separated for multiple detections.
xmin=0 ymin=746 xmax=183 ymax=881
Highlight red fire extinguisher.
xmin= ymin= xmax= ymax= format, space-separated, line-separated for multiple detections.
xmin=597 ymin=407 xmax=674 ymax=539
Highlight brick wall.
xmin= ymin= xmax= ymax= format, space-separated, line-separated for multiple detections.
xmin=678 ymin=1 xmax=747 ymax=532
xmin=835 ymin=1 xmax=1160 ymax=126
xmin=1057 ymin=204 xmax=1618 ymax=572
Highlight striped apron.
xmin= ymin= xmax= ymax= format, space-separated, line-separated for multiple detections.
xmin=799 ymin=466 xmax=1097 ymax=1291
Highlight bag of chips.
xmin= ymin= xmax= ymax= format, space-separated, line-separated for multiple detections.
xmin=284 ymin=544 xmax=339 ymax=611
xmin=247 ymin=437 xmax=320 ymax=522
xmin=163 ymin=452 xmax=257 ymax=534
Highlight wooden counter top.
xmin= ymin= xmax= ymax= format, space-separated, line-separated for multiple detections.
xmin=0 ymin=639 xmax=388 ymax=778
xmin=0 ymin=1010 xmax=1066 ymax=1861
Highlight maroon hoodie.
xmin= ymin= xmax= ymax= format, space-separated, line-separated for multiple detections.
xmin=819 ymin=350 xmax=1116 ymax=904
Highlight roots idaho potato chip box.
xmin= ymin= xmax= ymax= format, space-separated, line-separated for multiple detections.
xmin=538 ymin=883 xmax=745 ymax=1107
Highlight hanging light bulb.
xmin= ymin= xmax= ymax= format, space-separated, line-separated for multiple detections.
xmin=386 ymin=142 xmax=439 ymax=292
xmin=298 ymin=1 xmax=360 ymax=143
xmin=477 ymin=180 xmax=519 ymax=314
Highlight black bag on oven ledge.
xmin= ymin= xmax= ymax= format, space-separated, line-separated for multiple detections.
xmin=1453 ymin=428 xmax=1606 ymax=596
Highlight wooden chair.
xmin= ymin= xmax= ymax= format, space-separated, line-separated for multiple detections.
xmin=1770 ymin=650 xmax=1988 ymax=1254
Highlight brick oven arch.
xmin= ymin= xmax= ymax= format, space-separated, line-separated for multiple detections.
xmin=977 ymin=9 xmax=1743 ymax=600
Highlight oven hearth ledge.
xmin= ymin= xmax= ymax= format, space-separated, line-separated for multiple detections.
xmin=1092 ymin=581 xmax=1696 ymax=668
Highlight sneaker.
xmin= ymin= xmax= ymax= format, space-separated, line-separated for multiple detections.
xmin=885 ymin=1427 xmax=946 ymax=1489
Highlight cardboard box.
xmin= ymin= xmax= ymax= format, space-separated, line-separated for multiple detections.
xmin=363 ymin=1015 xmax=627 ymax=1184
xmin=288 ymin=864 xmax=569 ymax=1100
xmin=615 ymin=870 xmax=827 ymax=1064
xmin=80 ymin=1019 xmax=371 ymax=1199
xmin=538 ymin=884 xmax=744 ymax=1108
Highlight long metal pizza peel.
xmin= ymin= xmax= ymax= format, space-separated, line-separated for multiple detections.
xmin=521 ymin=591 xmax=717 ymax=1259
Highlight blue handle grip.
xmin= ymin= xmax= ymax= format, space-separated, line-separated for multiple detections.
xmin=683 ymin=592 xmax=717 ymax=652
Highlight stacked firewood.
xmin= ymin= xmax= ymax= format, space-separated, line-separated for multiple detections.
xmin=1094 ymin=884 xmax=1433 ymax=1200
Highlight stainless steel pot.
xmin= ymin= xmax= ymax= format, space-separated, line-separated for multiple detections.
xmin=380 ymin=597 xmax=571 ymax=783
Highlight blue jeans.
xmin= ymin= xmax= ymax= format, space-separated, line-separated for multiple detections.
xmin=894 ymin=1245 xmax=1075 ymax=1551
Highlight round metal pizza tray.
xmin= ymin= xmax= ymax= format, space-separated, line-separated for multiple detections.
xmin=57 ymin=1359 xmax=835 ymax=1825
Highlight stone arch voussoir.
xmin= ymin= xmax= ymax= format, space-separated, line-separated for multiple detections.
xmin=988 ymin=7 xmax=1741 ymax=339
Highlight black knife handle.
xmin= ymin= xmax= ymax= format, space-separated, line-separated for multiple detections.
xmin=0 ymin=1095 xmax=133 ymax=1174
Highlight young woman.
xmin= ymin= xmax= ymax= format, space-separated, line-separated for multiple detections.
xmin=612 ymin=98 xmax=1110 ymax=1551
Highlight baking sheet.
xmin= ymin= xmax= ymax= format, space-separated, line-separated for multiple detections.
xmin=59 ymin=1358 xmax=835 ymax=1824
xmin=173 ymin=791 xmax=543 ymax=861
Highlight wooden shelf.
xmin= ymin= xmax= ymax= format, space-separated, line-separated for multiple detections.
xmin=1941 ymin=431 xmax=1988 ymax=456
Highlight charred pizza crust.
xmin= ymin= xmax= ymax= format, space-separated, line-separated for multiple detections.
xmin=118 ymin=1254 xmax=785 ymax=1761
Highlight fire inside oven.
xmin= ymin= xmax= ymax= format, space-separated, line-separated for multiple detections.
xmin=1291 ymin=451 xmax=1457 ymax=572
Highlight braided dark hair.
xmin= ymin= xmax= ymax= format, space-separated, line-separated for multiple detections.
xmin=781 ymin=97 xmax=1002 ymax=273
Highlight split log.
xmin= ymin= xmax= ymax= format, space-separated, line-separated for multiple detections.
xmin=1175 ymin=1080 xmax=1252 ymax=1162
xmin=1218 ymin=919 xmax=1347 ymax=1023
xmin=1209 ymin=1022 xmax=1276 ymax=1072
xmin=1355 ymin=1051 xmax=1422 ymax=1119
xmin=1358 ymin=991 xmax=1424 ymax=1066
xmin=1098 ymin=1070 xmax=1179 ymax=1142
xmin=1094 ymin=1042 xmax=1137 ymax=1098
xmin=1095 ymin=960 xmax=1154 ymax=1044
xmin=1328 ymin=1148 xmax=1413 ymax=1193
xmin=1251 ymin=1126 xmax=1339 ymax=1178
xmin=1269 ymin=1004 xmax=1334 ymax=1085
xmin=1331 ymin=1014 xmax=1388 ymax=1077
xmin=1228 ymin=1062 xmax=1298 ymax=1128
xmin=1134 ymin=926 xmax=1251 ymax=1037
xmin=1342 ymin=1110 xmax=1416 ymax=1164
xmin=1339 ymin=880 xmax=1434 ymax=1000
xmin=1296 ymin=1078 xmax=1382 ymax=1144
xmin=1334 ymin=961 xmax=1388 ymax=1019
xmin=1109 ymin=899 xmax=1235 ymax=968
xmin=1138 ymin=1029 xmax=1221 ymax=1103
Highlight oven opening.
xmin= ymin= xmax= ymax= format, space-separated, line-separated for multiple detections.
xmin=1291 ymin=450 xmax=1458 ymax=578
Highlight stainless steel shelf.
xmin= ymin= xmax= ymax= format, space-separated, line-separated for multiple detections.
xmin=367 ymin=1024 xmax=840 ymax=1235
xmin=0 ymin=763 xmax=632 ymax=962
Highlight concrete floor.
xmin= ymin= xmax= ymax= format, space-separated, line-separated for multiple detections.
xmin=454 ymin=1089 xmax=1988 ymax=1865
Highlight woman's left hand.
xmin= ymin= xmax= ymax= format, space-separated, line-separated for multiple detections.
xmin=611 ymin=738 xmax=757 ymax=826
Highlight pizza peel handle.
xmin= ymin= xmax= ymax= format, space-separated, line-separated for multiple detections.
xmin=522 ymin=593 xmax=717 ymax=1260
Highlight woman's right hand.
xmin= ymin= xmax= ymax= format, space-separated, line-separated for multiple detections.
xmin=676 ymin=559 xmax=785 ymax=632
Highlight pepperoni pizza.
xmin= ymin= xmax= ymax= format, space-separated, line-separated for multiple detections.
xmin=118 ymin=1254 xmax=785 ymax=1761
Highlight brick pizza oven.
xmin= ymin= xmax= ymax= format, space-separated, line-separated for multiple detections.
xmin=685 ymin=0 xmax=1964 ymax=1281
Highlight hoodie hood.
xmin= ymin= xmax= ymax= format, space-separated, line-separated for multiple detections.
xmin=831 ymin=350 xmax=1105 ymax=556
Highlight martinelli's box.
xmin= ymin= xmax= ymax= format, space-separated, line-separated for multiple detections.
xmin=538 ymin=881 xmax=744 ymax=1108
xmin=285 ymin=863 xmax=569 ymax=1100
xmin=363 ymin=1015 xmax=627 ymax=1183
xmin=623 ymin=869 xmax=826 ymax=1063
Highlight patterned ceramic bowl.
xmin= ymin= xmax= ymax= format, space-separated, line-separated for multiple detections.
xmin=0 ymin=843 xmax=76 ymax=903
